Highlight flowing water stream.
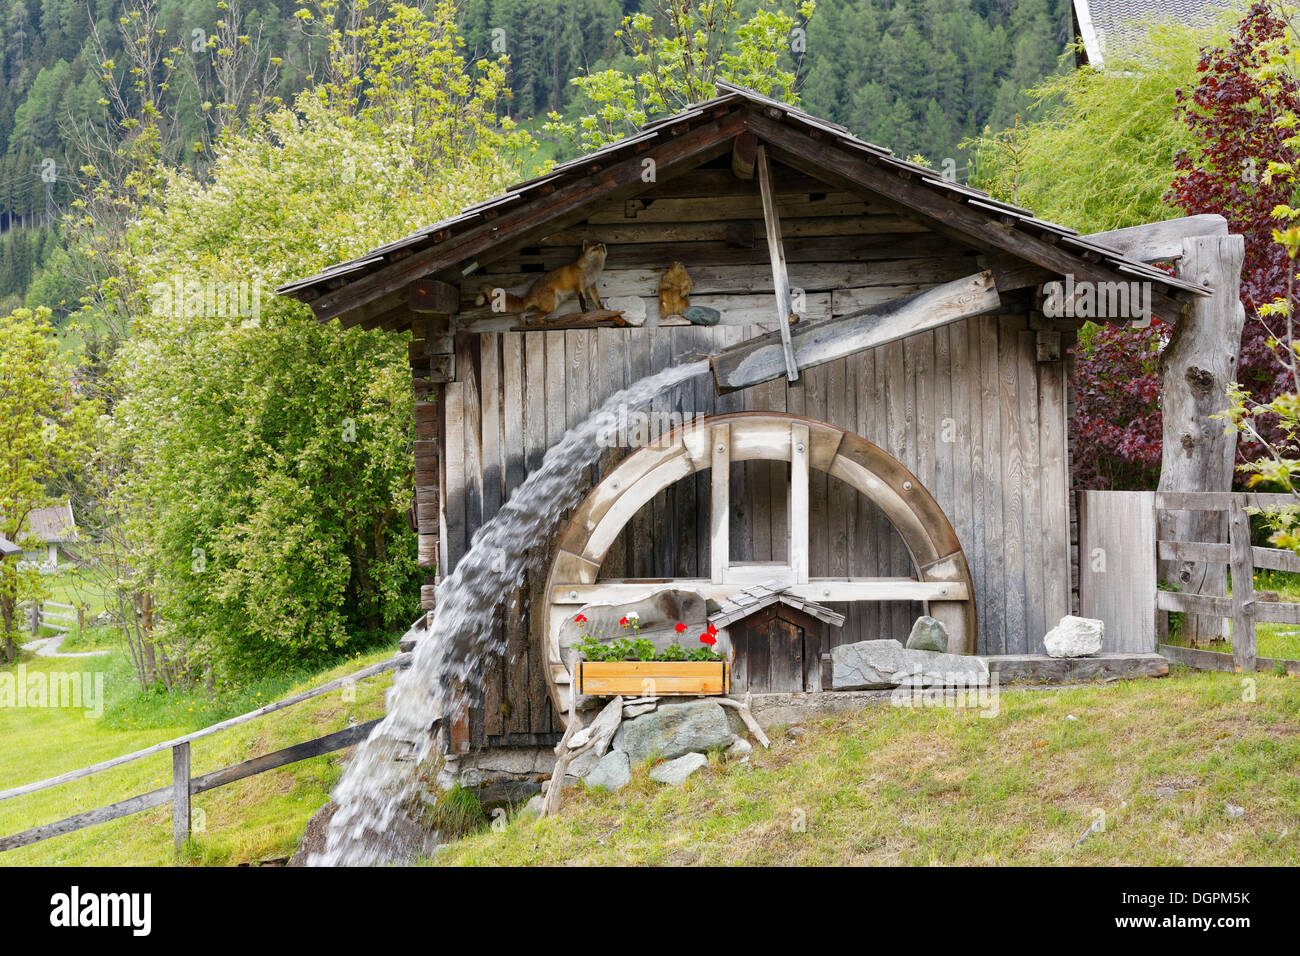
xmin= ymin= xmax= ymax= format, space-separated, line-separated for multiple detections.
xmin=311 ymin=359 xmax=709 ymax=866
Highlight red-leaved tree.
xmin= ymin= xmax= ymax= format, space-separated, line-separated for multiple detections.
xmin=1167 ymin=0 xmax=1300 ymax=462
xmin=1071 ymin=2 xmax=1299 ymax=488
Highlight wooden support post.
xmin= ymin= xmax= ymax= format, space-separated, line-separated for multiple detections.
xmin=790 ymin=423 xmax=810 ymax=584
xmin=755 ymin=144 xmax=800 ymax=382
xmin=731 ymin=131 xmax=758 ymax=180
xmin=1227 ymin=502 xmax=1257 ymax=674
xmin=1157 ymin=234 xmax=1246 ymax=644
xmin=711 ymin=424 xmax=730 ymax=584
xmin=172 ymin=741 xmax=190 ymax=857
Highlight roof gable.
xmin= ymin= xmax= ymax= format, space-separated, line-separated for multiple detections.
xmin=279 ymin=82 xmax=1207 ymax=330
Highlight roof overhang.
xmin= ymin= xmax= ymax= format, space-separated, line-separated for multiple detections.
xmin=279 ymin=82 xmax=1209 ymax=332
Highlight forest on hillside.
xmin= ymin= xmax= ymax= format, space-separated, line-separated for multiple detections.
xmin=0 ymin=0 xmax=1072 ymax=315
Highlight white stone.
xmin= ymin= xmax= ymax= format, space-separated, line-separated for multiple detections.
xmin=649 ymin=751 xmax=709 ymax=785
xmin=725 ymin=736 xmax=753 ymax=758
xmin=1225 ymin=803 xmax=1245 ymax=820
xmin=1043 ymin=616 xmax=1104 ymax=658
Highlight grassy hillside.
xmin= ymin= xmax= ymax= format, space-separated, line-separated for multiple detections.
xmin=435 ymin=671 xmax=1300 ymax=866
xmin=0 ymin=647 xmax=395 ymax=866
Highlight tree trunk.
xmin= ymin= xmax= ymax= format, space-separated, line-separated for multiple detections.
xmin=1158 ymin=234 xmax=1246 ymax=644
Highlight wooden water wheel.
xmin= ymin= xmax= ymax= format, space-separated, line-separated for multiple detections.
xmin=541 ymin=411 xmax=976 ymax=717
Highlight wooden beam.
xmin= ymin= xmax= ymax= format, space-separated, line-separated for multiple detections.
xmin=172 ymin=742 xmax=190 ymax=857
xmin=711 ymin=424 xmax=730 ymax=584
xmin=550 ymin=578 xmax=969 ymax=604
xmin=408 ymin=279 xmax=460 ymax=315
xmin=745 ymin=111 xmax=1195 ymax=321
xmin=1083 ymin=214 xmax=1228 ymax=263
xmin=1156 ymin=235 xmax=1246 ymax=644
xmin=755 ymin=144 xmax=800 ymax=382
xmin=731 ymin=131 xmax=758 ymax=180
xmin=1228 ymin=504 xmax=1257 ymax=674
xmin=790 ymin=423 xmax=810 ymax=583
xmin=709 ymin=270 xmax=999 ymax=393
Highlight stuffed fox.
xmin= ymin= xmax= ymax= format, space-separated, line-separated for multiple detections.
xmin=476 ymin=240 xmax=608 ymax=322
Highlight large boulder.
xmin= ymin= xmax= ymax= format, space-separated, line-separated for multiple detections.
xmin=649 ymin=752 xmax=708 ymax=785
xmin=1043 ymin=616 xmax=1104 ymax=658
xmin=905 ymin=616 xmax=949 ymax=653
xmin=583 ymin=750 xmax=632 ymax=792
xmin=611 ymin=699 xmax=733 ymax=763
xmin=829 ymin=639 xmax=989 ymax=690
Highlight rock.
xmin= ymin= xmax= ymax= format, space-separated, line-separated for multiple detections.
xmin=474 ymin=779 xmax=542 ymax=813
xmin=583 ymin=750 xmax=632 ymax=792
xmin=786 ymin=725 xmax=806 ymax=739
xmin=1225 ymin=803 xmax=1245 ymax=820
xmin=288 ymin=802 xmax=337 ymax=866
xmin=568 ymin=695 xmax=624 ymax=755
xmin=829 ymin=639 xmax=989 ymax=690
xmin=518 ymin=794 xmax=545 ymax=820
xmin=612 ymin=699 xmax=734 ymax=763
xmin=649 ymin=752 xmax=708 ymax=785
xmin=725 ymin=736 xmax=752 ymax=758
xmin=558 ymin=587 xmax=711 ymax=674
xmin=905 ymin=616 xmax=949 ymax=653
xmin=623 ymin=702 xmax=657 ymax=719
xmin=1043 ymin=616 xmax=1104 ymax=658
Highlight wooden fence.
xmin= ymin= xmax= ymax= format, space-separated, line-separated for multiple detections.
xmin=1155 ymin=491 xmax=1300 ymax=675
xmin=20 ymin=599 xmax=78 ymax=636
xmin=0 ymin=653 xmax=409 ymax=857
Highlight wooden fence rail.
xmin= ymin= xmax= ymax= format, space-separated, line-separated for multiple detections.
xmin=1155 ymin=491 xmax=1300 ymax=674
xmin=0 ymin=652 xmax=410 ymax=856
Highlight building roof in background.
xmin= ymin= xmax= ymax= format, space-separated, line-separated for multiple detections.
xmin=0 ymin=536 xmax=21 ymax=558
xmin=24 ymin=501 xmax=77 ymax=544
xmin=279 ymin=81 xmax=1209 ymax=331
xmin=1073 ymin=0 xmax=1239 ymax=68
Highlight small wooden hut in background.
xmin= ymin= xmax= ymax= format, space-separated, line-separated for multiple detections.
xmin=281 ymin=84 xmax=1221 ymax=755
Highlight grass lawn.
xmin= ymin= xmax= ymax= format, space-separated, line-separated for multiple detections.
xmin=0 ymin=646 xmax=395 ymax=866
xmin=435 ymin=670 xmax=1300 ymax=866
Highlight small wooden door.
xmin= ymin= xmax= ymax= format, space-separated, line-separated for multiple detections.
xmin=729 ymin=605 xmax=824 ymax=693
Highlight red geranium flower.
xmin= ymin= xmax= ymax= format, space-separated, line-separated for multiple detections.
xmin=706 ymin=622 xmax=718 ymax=636
xmin=700 ymin=632 xmax=717 ymax=646
xmin=574 ymin=614 xmax=587 ymax=625
xmin=620 ymin=616 xmax=630 ymax=627
xmin=675 ymin=622 xmax=687 ymax=633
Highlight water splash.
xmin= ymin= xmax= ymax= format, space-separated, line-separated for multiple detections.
xmin=311 ymin=359 xmax=709 ymax=866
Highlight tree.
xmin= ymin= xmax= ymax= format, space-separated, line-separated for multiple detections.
xmin=1168 ymin=1 xmax=1300 ymax=466
xmin=544 ymin=0 xmax=815 ymax=151
xmin=109 ymin=2 xmax=530 ymax=682
xmin=0 ymin=306 xmax=96 ymax=660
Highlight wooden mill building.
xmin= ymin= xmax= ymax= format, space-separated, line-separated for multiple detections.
xmin=280 ymin=84 xmax=1207 ymax=753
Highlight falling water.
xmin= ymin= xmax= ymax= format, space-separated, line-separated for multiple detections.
xmin=311 ymin=359 xmax=710 ymax=866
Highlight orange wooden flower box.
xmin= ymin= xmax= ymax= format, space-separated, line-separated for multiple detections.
xmin=574 ymin=660 xmax=730 ymax=697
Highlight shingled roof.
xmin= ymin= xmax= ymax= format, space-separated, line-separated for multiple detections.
xmin=25 ymin=502 xmax=76 ymax=544
xmin=279 ymin=81 xmax=1208 ymax=330
xmin=1072 ymin=0 xmax=1238 ymax=68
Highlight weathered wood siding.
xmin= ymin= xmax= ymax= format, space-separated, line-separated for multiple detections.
xmin=438 ymin=159 xmax=1073 ymax=746
xmin=1079 ymin=490 xmax=1158 ymax=653
xmin=443 ymin=314 xmax=1071 ymax=743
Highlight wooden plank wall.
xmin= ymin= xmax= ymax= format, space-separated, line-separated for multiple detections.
xmin=437 ymin=159 xmax=1073 ymax=747
xmin=443 ymin=312 xmax=1072 ymax=745
xmin=1079 ymin=490 xmax=1158 ymax=653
